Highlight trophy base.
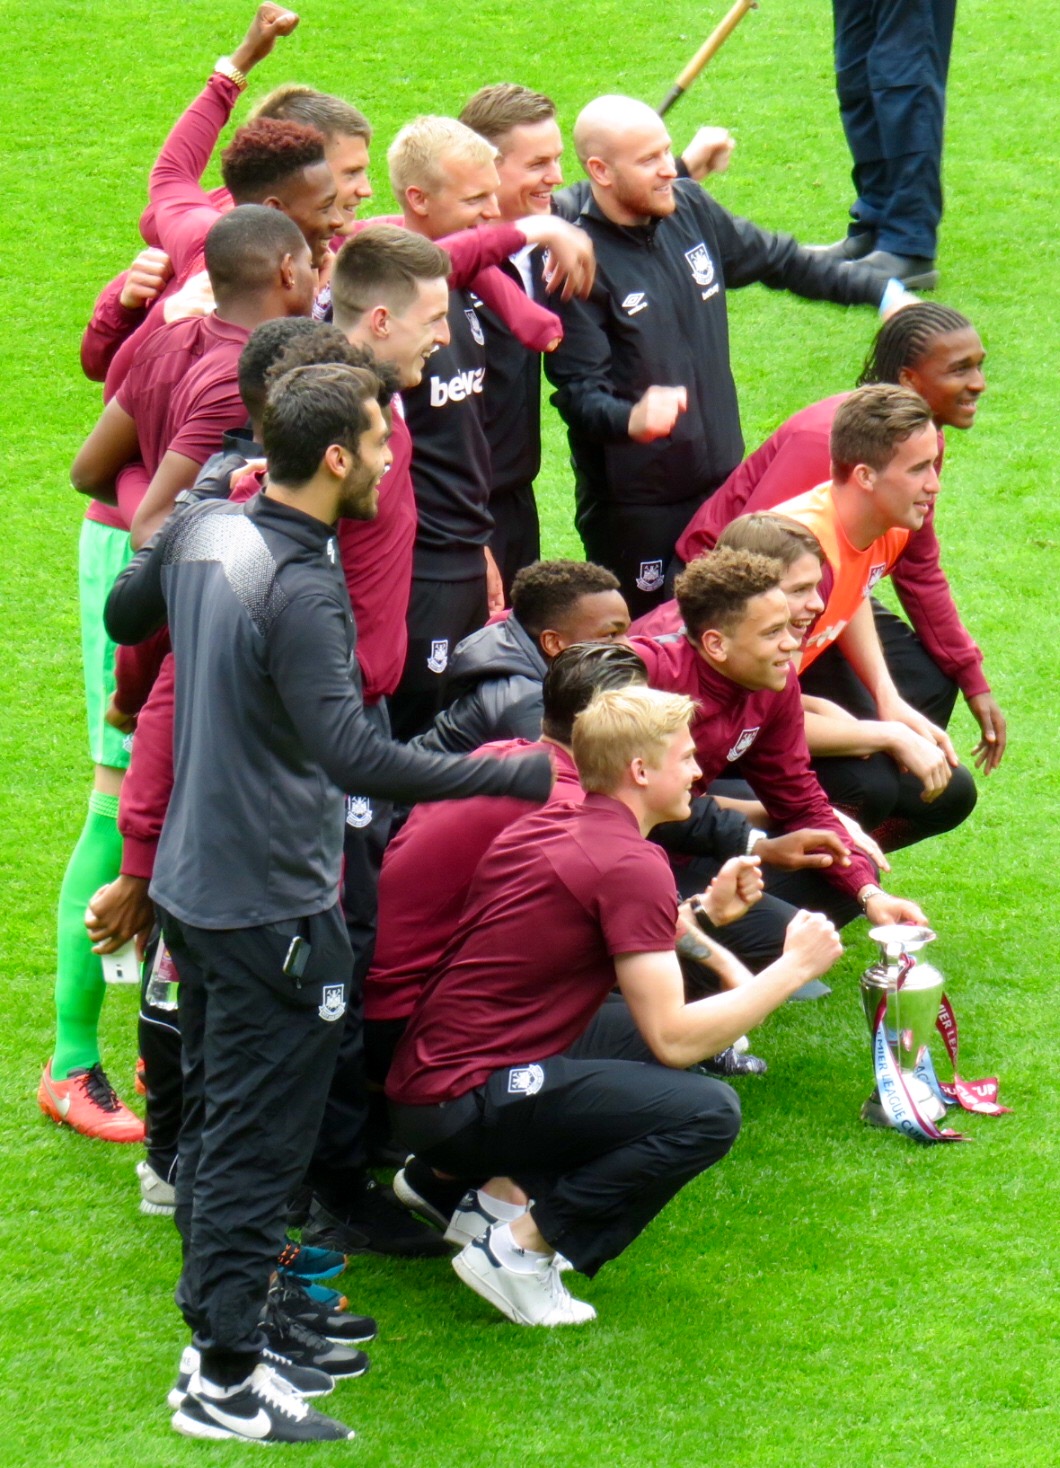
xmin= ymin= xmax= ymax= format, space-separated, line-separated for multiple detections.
xmin=860 ymin=1089 xmax=890 ymax=1129
xmin=861 ymin=1078 xmax=947 ymax=1129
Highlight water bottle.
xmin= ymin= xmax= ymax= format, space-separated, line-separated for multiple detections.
xmin=144 ymin=941 xmax=180 ymax=1011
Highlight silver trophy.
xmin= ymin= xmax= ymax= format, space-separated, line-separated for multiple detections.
xmin=860 ymin=924 xmax=946 ymax=1127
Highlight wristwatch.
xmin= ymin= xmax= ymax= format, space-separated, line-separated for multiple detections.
xmin=858 ymin=883 xmax=884 ymax=910
xmin=746 ymin=826 xmax=767 ymax=855
xmin=213 ymin=56 xmax=248 ymax=92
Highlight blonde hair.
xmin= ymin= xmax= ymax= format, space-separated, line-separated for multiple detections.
xmin=572 ymin=686 xmax=694 ymax=795
xmin=388 ymin=115 xmax=497 ymax=198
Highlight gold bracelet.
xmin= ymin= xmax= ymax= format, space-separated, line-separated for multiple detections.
xmin=213 ymin=56 xmax=248 ymax=92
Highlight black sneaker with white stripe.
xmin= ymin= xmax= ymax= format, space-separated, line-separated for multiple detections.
xmin=167 ymin=1344 xmax=332 ymax=1409
xmin=268 ymin=1275 xmax=377 ymax=1344
xmin=172 ymin=1363 xmax=355 ymax=1443
xmin=392 ymin=1156 xmax=468 ymax=1230
xmin=263 ymin=1300 xmax=370 ymax=1379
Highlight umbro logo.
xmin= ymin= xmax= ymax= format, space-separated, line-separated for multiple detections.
xmin=621 ymin=292 xmax=648 ymax=316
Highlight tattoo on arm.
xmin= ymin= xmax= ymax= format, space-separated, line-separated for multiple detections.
xmin=676 ymin=929 xmax=718 ymax=965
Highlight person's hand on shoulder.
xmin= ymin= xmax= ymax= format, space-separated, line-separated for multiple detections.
xmin=520 ymin=216 xmax=596 ymax=302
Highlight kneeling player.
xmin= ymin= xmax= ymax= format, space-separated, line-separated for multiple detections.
xmin=386 ymin=686 xmax=841 ymax=1326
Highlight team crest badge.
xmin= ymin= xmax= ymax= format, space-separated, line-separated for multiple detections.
xmin=636 ymin=559 xmax=664 ymax=593
xmin=464 ymin=307 xmax=485 ymax=346
xmin=727 ymin=726 xmax=761 ymax=762
xmin=865 ymin=562 xmax=888 ymax=593
xmin=507 ymin=1063 xmax=544 ymax=1097
xmin=319 ymin=984 xmax=347 ymax=1023
xmin=345 ymin=796 xmax=373 ymax=829
xmin=684 ymin=241 xmax=715 ymax=288
xmin=427 ymin=639 xmax=449 ymax=674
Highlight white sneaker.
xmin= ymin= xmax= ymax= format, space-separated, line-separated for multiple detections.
xmin=137 ymin=1158 xmax=176 ymax=1216
xmin=444 ymin=1190 xmax=524 ymax=1247
xmin=452 ymin=1225 xmax=596 ymax=1326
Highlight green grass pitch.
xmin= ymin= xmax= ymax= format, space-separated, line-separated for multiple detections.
xmin=1 ymin=0 xmax=1058 ymax=1462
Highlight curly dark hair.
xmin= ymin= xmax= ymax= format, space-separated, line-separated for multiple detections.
xmin=238 ymin=318 xmax=326 ymax=423
xmin=263 ymin=324 xmax=400 ymax=403
xmin=675 ymin=548 xmax=784 ymax=639
xmin=511 ymin=560 xmax=621 ymax=638
xmin=221 ymin=118 xmax=327 ymax=202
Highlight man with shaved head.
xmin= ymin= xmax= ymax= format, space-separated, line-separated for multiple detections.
xmin=547 ymin=94 xmax=913 ymax=617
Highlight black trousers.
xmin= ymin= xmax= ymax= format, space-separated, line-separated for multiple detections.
xmin=393 ymin=1054 xmax=739 ymax=1277
xmin=304 ymin=780 xmax=393 ymax=1207
xmin=390 ymin=572 xmax=488 ymax=741
xmin=577 ymin=492 xmax=710 ymax=621
xmin=833 ymin=0 xmax=956 ymax=258
xmin=161 ymin=903 xmax=351 ymax=1382
xmin=489 ymin=483 xmax=541 ymax=598
xmin=801 ymin=599 xmax=976 ymax=849
xmin=812 ymin=750 xmax=976 ymax=852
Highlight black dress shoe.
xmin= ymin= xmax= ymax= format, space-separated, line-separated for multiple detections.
xmin=302 ymin=1179 xmax=450 ymax=1258
xmin=858 ymin=249 xmax=939 ymax=290
xmin=804 ymin=231 xmax=876 ymax=261
xmin=694 ymin=1045 xmax=768 ymax=1077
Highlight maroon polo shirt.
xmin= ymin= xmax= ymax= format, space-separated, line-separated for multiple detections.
xmin=367 ymin=739 xmax=581 ymax=1026
xmin=631 ymin=634 xmax=877 ymax=899
xmin=110 ymin=315 xmax=250 ymax=530
xmin=385 ymin=792 xmax=678 ymax=1106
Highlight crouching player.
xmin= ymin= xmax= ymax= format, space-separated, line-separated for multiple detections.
xmin=386 ymin=686 xmax=842 ymax=1326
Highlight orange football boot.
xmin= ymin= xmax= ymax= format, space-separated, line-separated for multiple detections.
xmin=38 ymin=1060 xmax=145 ymax=1143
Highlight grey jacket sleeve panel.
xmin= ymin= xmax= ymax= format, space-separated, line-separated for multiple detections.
xmin=706 ymin=197 xmax=886 ymax=306
xmin=266 ymin=587 xmax=554 ymax=806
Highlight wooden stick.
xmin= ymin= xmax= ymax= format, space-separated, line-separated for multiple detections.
xmin=658 ymin=0 xmax=758 ymax=115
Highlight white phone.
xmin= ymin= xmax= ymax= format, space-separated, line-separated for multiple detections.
xmin=100 ymin=939 xmax=140 ymax=985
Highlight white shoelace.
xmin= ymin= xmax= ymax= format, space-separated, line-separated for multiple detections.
xmin=252 ymin=1364 xmax=310 ymax=1421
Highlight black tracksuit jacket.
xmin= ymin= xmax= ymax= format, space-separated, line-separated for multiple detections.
xmin=547 ymin=179 xmax=886 ymax=509
xmin=104 ymin=494 xmax=552 ymax=929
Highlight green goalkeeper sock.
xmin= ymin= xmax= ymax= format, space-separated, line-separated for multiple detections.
xmin=52 ymin=790 xmax=123 ymax=1079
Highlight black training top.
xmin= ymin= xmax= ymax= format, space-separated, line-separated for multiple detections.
xmin=401 ymin=286 xmax=492 ymax=581
xmin=547 ymin=179 xmax=885 ymax=508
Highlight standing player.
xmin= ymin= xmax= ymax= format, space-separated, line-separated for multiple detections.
xmin=104 ymin=361 xmax=554 ymax=1442
xmin=383 ymin=116 xmax=592 ymax=737
xmin=81 ymin=5 xmax=339 ymax=387
xmin=546 ymin=94 xmax=912 ymax=616
xmin=457 ymin=84 xmax=563 ymax=591
xmin=457 ymin=82 xmax=738 ymax=594
xmin=39 ymin=208 xmax=314 ymax=1144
